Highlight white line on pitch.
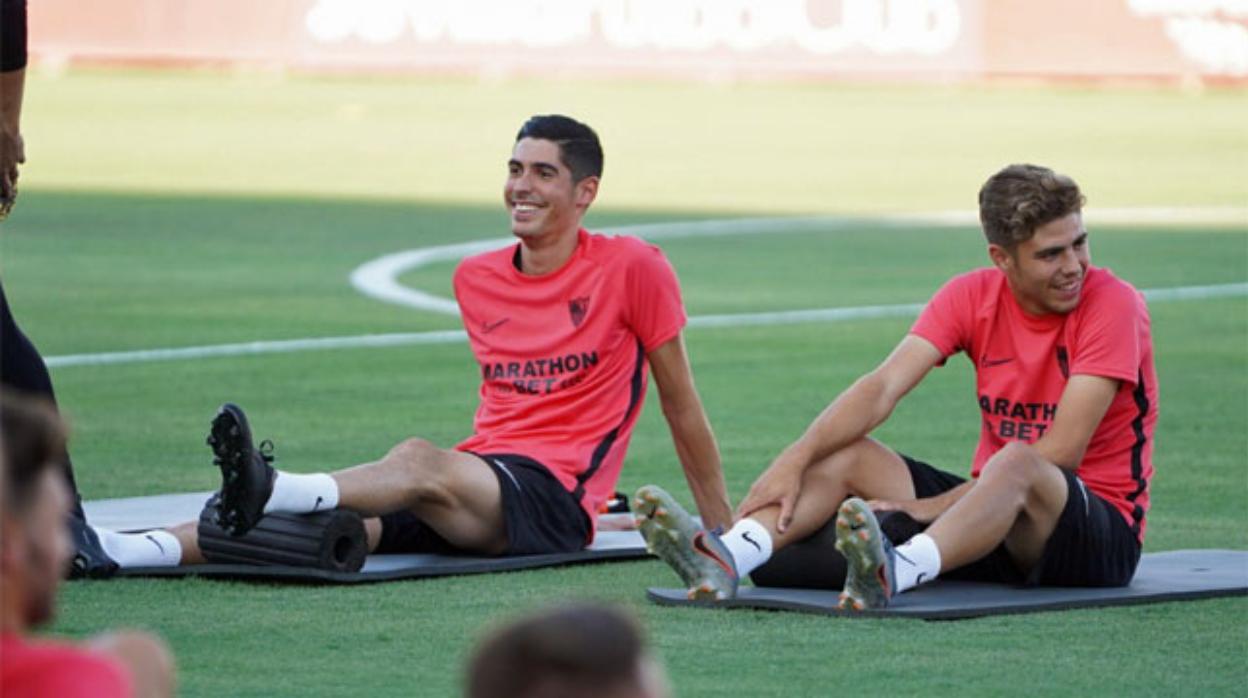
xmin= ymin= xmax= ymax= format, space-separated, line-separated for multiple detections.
xmin=45 ymin=283 xmax=1248 ymax=368
xmin=349 ymin=210 xmax=1248 ymax=316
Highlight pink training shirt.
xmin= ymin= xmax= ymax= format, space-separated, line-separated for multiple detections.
xmin=910 ymin=266 xmax=1158 ymax=542
xmin=1 ymin=634 xmax=132 ymax=698
xmin=454 ymin=229 xmax=687 ymax=534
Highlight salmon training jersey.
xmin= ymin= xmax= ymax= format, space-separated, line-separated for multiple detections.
xmin=453 ymin=229 xmax=686 ymax=533
xmin=910 ymin=266 xmax=1157 ymax=541
xmin=1 ymin=634 xmax=131 ymax=698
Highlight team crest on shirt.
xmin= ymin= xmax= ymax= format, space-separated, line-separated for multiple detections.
xmin=568 ymin=296 xmax=590 ymax=327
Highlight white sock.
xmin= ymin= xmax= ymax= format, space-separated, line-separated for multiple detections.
xmin=264 ymin=471 xmax=339 ymax=514
xmin=719 ymin=518 xmax=774 ymax=577
xmin=892 ymin=533 xmax=942 ymax=593
xmin=93 ymin=527 xmax=182 ymax=568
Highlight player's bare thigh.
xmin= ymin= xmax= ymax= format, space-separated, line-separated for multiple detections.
xmin=349 ymin=445 xmax=507 ymax=554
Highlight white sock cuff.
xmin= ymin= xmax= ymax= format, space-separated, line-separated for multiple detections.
xmin=729 ymin=518 xmax=774 ymax=557
xmin=721 ymin=517 xmax=774 ymax=578
xmin=908 ymin=533 xmax=942 ymax=573
xmin=142 ymin=529 xmax=184 ymax=567
xmin=94 ymin=527 xmax=182 ymax=568
xmin=265 ymin=471 xmax=340 ymax=514
xmin=892 ymin=532 xmax=943 ymax=594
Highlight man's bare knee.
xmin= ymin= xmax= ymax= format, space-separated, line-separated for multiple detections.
xmin=826 ymin=438 xmax=910 ymax=498
xmin=386 ymin=438 xmax=456 ymax=505
xmin=386 ymin=437 xmax=438 ymax=466
xmin=812 ymin=439 xmax=872 ymax=479
xmin=981 ymin=442 xmax=1053 ymax=508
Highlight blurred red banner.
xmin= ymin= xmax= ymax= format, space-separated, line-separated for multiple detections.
xmin=29 ymin=0 xmax=1248 ymax=83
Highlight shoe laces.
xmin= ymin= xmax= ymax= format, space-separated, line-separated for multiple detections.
xmin=257 ymin=439 xmax=276 ymax=464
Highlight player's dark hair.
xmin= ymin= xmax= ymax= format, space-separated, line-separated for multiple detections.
xmin=467 ymin=604 xmax=649 ymax=698
xmin=979 ymin=164 xmax=1085 ymax=248
xmin=0 ymin=392 xmax=68 ymax=520
xmin=515 ymin=115 xmax=604 ymax=183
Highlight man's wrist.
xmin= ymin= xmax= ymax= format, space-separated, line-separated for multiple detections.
xmin=1 ymin=67 xmax=26 ymax=129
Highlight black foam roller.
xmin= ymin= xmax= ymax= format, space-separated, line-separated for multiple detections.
xmin=198 ymin=497 xmax=367 ymax=572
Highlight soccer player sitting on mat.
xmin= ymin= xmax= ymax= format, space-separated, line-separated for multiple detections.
xmin=638 ymin=164 xmax=1157 ymax=608
xmin=87 ymin=114 xmax=733 ymax=569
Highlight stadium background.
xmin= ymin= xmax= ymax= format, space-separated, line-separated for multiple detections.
xmin=5 ymin=1 xmax=1247 ymax=695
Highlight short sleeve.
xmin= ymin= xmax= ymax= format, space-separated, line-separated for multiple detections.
xmin=1 ymin=644 xmax=131 ymax=698
xmin=1 ymin=0 xmax=27 ymax=72
xmin=624 ymin=242 xmax=687 ymax=352
xmin=1070 ymin=278 xmax=1144 ymax=386
xmin=909 ymin=273 xmax=976 ymax=360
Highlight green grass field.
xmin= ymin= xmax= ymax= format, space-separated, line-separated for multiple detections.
xmin=2 ymin=69 xmax=1246 ymax=696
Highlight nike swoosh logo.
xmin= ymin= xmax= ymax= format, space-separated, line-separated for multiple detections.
xmin=145 ymin=534 xmax=165 ymax=555
xmin=981 ymin=357 xmax=1014 ymax=367
xmin=313 ymin=496 xmax=325 ymax=512
xmin=916 ymin=572 xmax=927 ymax=585
xmin=481 ymin=318 xmax=510 ymax=334
xmin=741 ymin=531 xmax=762 ymax=553
xmin=692 ymin=533 xmax=735 ymax=576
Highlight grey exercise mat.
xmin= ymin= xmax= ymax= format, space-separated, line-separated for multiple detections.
xmin=84 ymin=491 xmax=219 ymax=532
xmin=647 ymin=549 xmax=1248 ymax=620
xmin=84 ymin=492 xmax=649 ymax=584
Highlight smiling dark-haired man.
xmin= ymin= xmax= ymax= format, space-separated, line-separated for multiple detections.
xmin=106 ymin=114 xmax=731 ymax=571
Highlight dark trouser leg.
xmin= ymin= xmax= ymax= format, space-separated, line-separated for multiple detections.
xmin=0 ymin=280 xmax=85 ymax=518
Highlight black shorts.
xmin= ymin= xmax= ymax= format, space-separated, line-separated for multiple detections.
xmin=750 ymin=453 xmax=1141 ymax=590
xmin=375 ymin=452 xmax=590 ymax=556
xmin=903 ymin=455 xmax=1141 ymax=587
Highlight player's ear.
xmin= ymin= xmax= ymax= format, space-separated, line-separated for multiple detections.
xmin=987 ymin=243 xmax=1013 ymax=272
xmin=574 ymin=176 xmax=599 ymax=209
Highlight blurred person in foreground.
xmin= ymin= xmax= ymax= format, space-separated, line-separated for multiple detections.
xmin=467 ymin=603 xmax=670 ymax=698
xmin=639 ymin=164 xmax=1157 ymax=608
xmin=0 ymin=392 xmax=175 ymax=697
xmin=0 ymin=0 xmax=117 ymax=578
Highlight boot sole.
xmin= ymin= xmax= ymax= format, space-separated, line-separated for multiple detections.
xmin=634 ymin=485 xmax=736 ymax=601
xmin=834 ymin=497 xmax=891 ymax=610
xmin=207 ymin=404 xmax=267 ymax=536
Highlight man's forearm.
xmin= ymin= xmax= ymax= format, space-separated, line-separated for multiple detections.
xmin=926 ymin=480 xmax=974 ymax=518
xmin=784 ymin=371 xmax=896 ymax=472
xmin=663 ymin=403 xmax=732 ymax=530
xmin=0 ymin=66 xmax=25 ymax=207
xmin=1 ymin=68 xmax=24 ymax=133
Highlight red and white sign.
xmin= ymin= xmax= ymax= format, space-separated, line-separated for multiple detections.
xmin=28 ymin=0 xmax=1248 ymax=82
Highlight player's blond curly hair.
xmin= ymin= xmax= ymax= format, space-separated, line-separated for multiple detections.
xmin=978 ymin=164 xmax=1085 ymax=248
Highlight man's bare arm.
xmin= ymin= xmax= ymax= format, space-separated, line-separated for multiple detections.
xmin=0 ymin=66 xmax=25 ymax=211
xmin=1033 ymin=373 xmax=1120 ymax=469
xmin=737 ymin=335 xmax=943 ymax=530
xmin=648 ymin=333 xmax=733 ymax=531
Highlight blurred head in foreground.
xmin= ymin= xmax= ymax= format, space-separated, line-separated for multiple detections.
xmin=467 ymin=603 xmax=670 ymax=698
xmin=1 ymin=392 xmax=73 ymax=631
